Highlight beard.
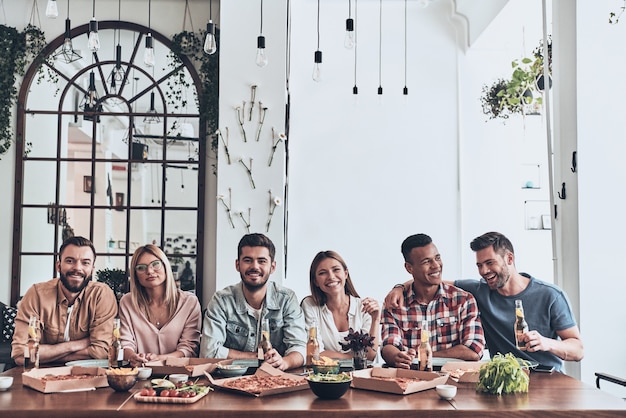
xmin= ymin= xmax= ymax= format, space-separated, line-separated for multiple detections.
xmin=487 ymin=264 xmax=511 ymax=290
xmin=240 ymin=269 xmax=270 ymax=291
xmin=60 ymin=270 xmax=91 ymax=293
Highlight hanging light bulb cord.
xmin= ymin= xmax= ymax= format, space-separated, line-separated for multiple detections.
xmin=209 ymin=0 xmax=213 ymax=21
xmin=316 ymin=0 xmax=320 ymax=51
xmin=404 ymin=0 xmax=407 ymax=90
xmin=148 ymin=0 xmax=151 ymax=30
xmin=92 ymin=0 xmax=95 ymax=18
xmin=260 ymin=0 xmax=264 ymax=35
xmin=353 ymin=0 xmax=358 ymax=87
xmin=378 ymin=0 xmax=382 ymax=89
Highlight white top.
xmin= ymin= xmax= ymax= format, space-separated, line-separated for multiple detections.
xmin=300 ymin=295 xmax=373 ymax=353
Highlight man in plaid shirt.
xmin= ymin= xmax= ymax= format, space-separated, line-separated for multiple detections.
xmin=381 ymin=233 xmax=485 ymax=369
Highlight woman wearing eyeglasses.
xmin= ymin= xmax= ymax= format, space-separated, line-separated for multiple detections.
xmin=119 ymin=244 xmax=202 ymax=367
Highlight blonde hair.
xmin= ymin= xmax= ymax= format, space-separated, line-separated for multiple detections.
xmin=129 ymin=244 xmax=179 ymax=321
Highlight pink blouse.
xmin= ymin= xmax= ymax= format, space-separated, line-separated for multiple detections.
xmin=119 ymin=290 xmax=201 ymax=358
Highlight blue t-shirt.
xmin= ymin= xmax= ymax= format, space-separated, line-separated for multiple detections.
xmin=455 ymin=274 xmax=576 ymax=371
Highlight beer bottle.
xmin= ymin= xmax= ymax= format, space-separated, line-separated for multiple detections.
xmin=25 ymin=316 xmax=40 ymax=370
xmin=109 ymin=318 xmax=124 ymax=368
xmin=419 ymin=320 xmax=433 ymax=372
xmin=514 ymin=300 xmax=529 ymax=350
xmin=306 ymin=321 xmax=320 ymax=367
xmin=259 ymin=318 xmax=272 ymax=355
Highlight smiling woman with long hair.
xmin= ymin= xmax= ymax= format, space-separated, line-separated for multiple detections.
xmin=300 ymin=250 xmax=380 ymax=361
xmin=119 ymin=244 xmax=201 ymax=367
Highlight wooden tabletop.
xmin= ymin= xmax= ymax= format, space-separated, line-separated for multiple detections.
xmin=1 ymin=366 xmax=624 ymax=417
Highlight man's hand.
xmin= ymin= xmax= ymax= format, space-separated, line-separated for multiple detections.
xmin=382 ymin=346 xmax=416 ymax=369
xmin=384 ymin=285 xmax=407 ymax=309
xmin=264 ymin=348 xmax=286 ymax=370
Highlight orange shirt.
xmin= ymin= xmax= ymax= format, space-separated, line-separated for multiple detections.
xmin=11 ymin=278 xmax=118 ymax=361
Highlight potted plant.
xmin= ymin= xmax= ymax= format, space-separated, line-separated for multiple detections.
xmin=339 ymin=327 xmax=375 ymax=370
xmin=96 ymin=268 xmax=128 ymax=302
xmin=480 ymin=38 xmax=551 ymax=120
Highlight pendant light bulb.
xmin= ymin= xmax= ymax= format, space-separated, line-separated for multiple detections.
xmin=46 ymin=0 xmax=59 ymax=18
xmin=256 ymin=36 xmax=268 ymax=67
xmin=87 ymin=72 xmax=97 ymax=106
xmin=144 ymin=33 xmax=155 ymax=67
xmin=344 ymin=18 xmax=355 ymax=49
xmin=204 ymin=21 xmax=217 ymax=55
xmin=312 ymin=50 xmax=322 ymax=82
xmin=87 ymin=18 xmax=100 ymax=52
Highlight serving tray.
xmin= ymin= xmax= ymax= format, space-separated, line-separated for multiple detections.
xmin=134 ymin=389 xmax=210 ymax=404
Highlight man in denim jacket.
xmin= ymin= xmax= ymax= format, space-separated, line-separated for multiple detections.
xmin=200 ymin=233 xmax=306 ymax=370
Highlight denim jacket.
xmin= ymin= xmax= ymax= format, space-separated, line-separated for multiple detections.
xmin=200 ymin=281 xmax=306 ymax=362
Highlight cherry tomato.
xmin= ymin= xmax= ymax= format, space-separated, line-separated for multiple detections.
xmin=185 ymin=380 xmax=194 ymax=386
xmin=140 ymin=388 xmax=150 ymax=396
xmin=186 ymin=391 xmax=196 ymax=398
xmin=179 ymin=392 xmax=190 ymax=398
xmin=146 ymin=389 xmax=157 ymax=396
xmin=169 ymin=390 xmax=179 ymax=397
xmin=160 ymin=390 xmax=170 ymax=397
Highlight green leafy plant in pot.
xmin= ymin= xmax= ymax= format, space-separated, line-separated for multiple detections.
xmin=96 ymin=268 xmax=128 ymax=302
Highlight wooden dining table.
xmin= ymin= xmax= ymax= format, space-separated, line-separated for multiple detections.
xmin=1 ymin=365 xmax=624 ymax=417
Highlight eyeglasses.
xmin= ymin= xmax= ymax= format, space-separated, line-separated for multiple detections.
xmin=135 ymin=259 xmax=163 ymax=273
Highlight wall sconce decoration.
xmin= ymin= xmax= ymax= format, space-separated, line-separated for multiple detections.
xmin=47 ymin=204 xmax=67 ymax=225
xmin=45 ymin=0 xmax=58 ymax=18
xmin=238 ymin=208 xmax=252 ymax=233
xmin=83 ymin=176 xmax=94 ymax=193
xmin=235 ymin=102 xmax=247 ymax=142
xmin=256 ymin=102 xmax=268 ymax=142
xmin=265 ymin=189 xmax=282 ymax=232
xmin=217 ymin=128 xmax=232 ymax=164
xmin=255 ymin=0 xmax=268 ymax=67
xmin=144 ymin=92 xmax=160 ymax=123
xmin=249 ymin=85 xmax=257 ymax=121
xmin=204 ymin=0 xmax=217 ymax=54
xmin=115 ymin=192 xmax=124 ymax=211
xmin=52 ymin=0 xmax=82 ymax=64
xmin=217 ymin=188 xmax=235 ymax=228
xmin=268 ymin=128 xmax=285 ymax=167
xmin=144 ymin=0 xmax=155 ymax=67
xmin=313 ymin=0 xmax=322 ymax=82
xmin=87 ymin=0 xmax=100 ymax=52
xmin=344 ymin=0 xmax=354 ymax=49
xmin=239 ymin=157 xmax=256 ymax=189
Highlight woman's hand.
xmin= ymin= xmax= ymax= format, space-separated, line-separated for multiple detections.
xmin=361 ymin=297 xmax=381 ymax=319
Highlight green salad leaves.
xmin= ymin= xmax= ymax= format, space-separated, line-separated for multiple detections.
xmin=476 ymin=353 xmax=531 ymax=395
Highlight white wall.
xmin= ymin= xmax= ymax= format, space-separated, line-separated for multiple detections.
xmin=576 ymin=0 xmax=626 ymax=397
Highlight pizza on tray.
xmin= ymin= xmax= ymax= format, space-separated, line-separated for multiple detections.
xmin=447 ymin=368 xmax=479 ymax=380
xmin=222 ymin=375 xmax=302 ymax=394
xmin=368 ymin=376 xmax=423 ymax=390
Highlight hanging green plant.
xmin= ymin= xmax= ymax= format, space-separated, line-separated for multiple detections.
xmin=166 ymin=27 xmax=219 ymax=154
xmin=480 ymin=37 xmax=551 ymax=121
xmin=0 ymin=24 xmax=47 ymax=158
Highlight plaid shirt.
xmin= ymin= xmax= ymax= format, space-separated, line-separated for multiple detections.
xmin=381 ymin=283 xmax=485 ymax=356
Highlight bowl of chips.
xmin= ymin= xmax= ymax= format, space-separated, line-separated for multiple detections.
xmin=312 ymin=356 xmax=340 ymax=374
xmin=106 ymin=368 xmax=138 ymax=392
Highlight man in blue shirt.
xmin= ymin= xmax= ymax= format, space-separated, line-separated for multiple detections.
xmin=385 ymin=232 xmax=583 ymax=371
xmin=200 ymin=233 xmax=306 ymax=370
